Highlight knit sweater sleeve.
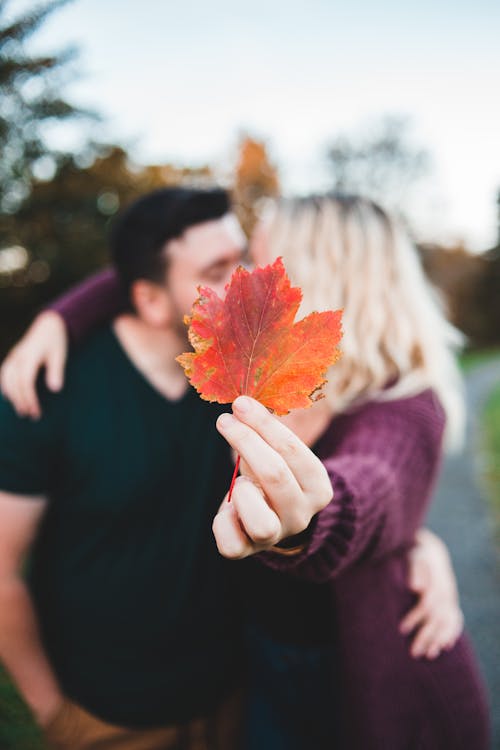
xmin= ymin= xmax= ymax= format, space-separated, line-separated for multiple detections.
xmin=48 ymin=267 xmax=128 ymax=344
xmin=258 ymin=391 xmax=446 ymax=583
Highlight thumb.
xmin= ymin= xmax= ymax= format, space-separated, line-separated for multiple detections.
xmin=45 ymin=344 xmax=66 ymax=392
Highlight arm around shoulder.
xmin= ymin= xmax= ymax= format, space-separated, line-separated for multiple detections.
xmin=0 ymin=267 xmax=123 ymax=419
xmin=48 ymin=266 xmax=127 ymax=343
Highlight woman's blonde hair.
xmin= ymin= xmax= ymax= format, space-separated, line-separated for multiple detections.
xmin=262 ymin=195 xmax=465 ymax=449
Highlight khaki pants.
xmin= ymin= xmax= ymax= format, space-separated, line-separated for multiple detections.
xmin=44 ymin=691 xmax=242 ymax=750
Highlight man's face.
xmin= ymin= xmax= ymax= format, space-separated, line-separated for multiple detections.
xmin=164 ymin=213 xmax=248 ymax=333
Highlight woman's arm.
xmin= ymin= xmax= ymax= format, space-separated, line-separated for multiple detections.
xmin=0 ymin=268 xmax=127 ymax=418
xmin=257 ymin=392 xmax=446 ymax=583
xmin=48 ymin=267 xmax=127 ymax=343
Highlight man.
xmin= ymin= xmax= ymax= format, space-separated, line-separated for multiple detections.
xmin=0 ymin=187 xmax=332 ymax=749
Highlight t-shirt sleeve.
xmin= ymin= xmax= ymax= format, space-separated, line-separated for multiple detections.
xmin=0 ymin=391 xmax=57 ymax=496
xmin=47 ymin=267 xmax=128 ymax=344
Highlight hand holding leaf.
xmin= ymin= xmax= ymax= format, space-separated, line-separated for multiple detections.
xmin=177 ymin=257 xmax=343 ymax=503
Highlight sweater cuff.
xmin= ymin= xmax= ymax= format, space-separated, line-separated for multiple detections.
xmin=256 ymin=471 xmax=356 ymax=578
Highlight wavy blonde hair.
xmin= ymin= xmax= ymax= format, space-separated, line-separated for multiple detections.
xmin=260 ymin=195 xmax=465 ymax=449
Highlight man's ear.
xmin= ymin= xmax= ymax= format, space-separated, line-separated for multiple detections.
xmin=130 ymin=279 xmax=172 ymax=327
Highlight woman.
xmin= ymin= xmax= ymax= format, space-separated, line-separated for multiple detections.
xmin=0 ymin=194 xmax=488 ymax=749
xmin=236 ymin=195 xmax=489 ymax=749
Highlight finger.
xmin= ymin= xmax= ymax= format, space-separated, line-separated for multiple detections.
xmin=18 ymin=363 xmax=42 ymax=420
xmin=0 ymin=359 xmax=17 ymax=403
xmin=0 ymin=361 xmax=13 ymax=402
xmin=410 ymin=621 xmax=441 ymax=659
xmin=216 ymin=412 xmax=306 ymax=534
xmin=427 ymin=622 xmax=458 ymax=660
xmin=438 ymin=626 xmax=458 ymax=655
xmin=426 ymin=642 xmax=443 ymax=660
xmin=45 ymin=342 xmax=66 ymax=392
xmin=399 ymin=600 xmax=428 ymax=634
xmin=442 ymin=611 xmax=464 ymax=650
xmin=232 ymin=396 xmax=331 ymax=504
xmin=3 ymin=356 xmax=31 ymax=417
xmin=232 ymin=476 xmax=282 ymax=546
xmin=3 ymin=359 xmax=36 ymax=418
xmin=212 ymin=496 xmax=254 ymax=559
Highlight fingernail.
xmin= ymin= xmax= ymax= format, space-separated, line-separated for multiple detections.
xmin=217 ymin=413 xmax=236 ymax=430
xmin=233 ymin=396 xmax=252 ymax=414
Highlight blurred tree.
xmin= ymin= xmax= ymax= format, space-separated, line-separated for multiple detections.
xmin=0 ymin=1 xmax=218 ymax=357
xmin=0 ymin=144 xmax=213 ymax=356
xmin=419 ymin=237 xmax=500 ymax=348
xmin=326 ymin=116 xmax=430 ymax=219
xmin=419 ymin=242 xmax=487 ymax=344
xmin=474 ymin=190 xmax=500 ymax=346
xmin=9 ymin=145 xmax=212 ymax=284
xmin=0 ymin=0 xmax=88 ymax=214
xmin=477 ymin=250 xmax=500 ymax=346
xmin=232 ymin=136 xmax=280 ymax=236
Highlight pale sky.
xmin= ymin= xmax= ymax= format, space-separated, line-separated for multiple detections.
xmin=8 ymin=0 xmax=500 ymax=250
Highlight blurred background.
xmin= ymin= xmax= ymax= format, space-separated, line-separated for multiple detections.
xmin=0 ymin=0 xmax=499 ymax=747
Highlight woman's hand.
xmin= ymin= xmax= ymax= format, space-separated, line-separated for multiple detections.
xmin=0 ymin=311 xmax=68 ymax=419
xmin=400 ymin=528 xmax=464 ymax=659
xmin=212 ymin=396 xmax=333 ymax=559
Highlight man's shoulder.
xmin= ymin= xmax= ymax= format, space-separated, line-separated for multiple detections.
xmin=63 ymin=325 xmax=116 ymax=382
xmin=67 ymin=324 xmax=114 ymax=364
xmin=25 ymin=325 xmax=118 ymax=411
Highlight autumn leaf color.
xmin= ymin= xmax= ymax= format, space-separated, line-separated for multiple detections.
xmin=177 ymin=257 xmax=343 ymax=416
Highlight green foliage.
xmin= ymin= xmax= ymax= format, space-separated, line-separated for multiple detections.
xmin=459 ymin=348 xmax=500 ymax=372
xmin=0 ymin=0 xmax=86 ymax=214
xmin=0 ymin=665 xmax=45 ymax=750
xmin=483 ymin=382 xmax=500 ymax=531
xmin=0 ymin=145 xmax=214 ymax=358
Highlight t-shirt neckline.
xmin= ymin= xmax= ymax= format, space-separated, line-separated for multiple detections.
xmin=106 ymin=323 xmax=194 ymax=408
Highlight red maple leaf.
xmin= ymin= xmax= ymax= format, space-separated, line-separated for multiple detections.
xmin=177 ymin=257 xmax=343 ymax=416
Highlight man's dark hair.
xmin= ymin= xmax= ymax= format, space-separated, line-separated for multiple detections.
xmin=109 ymin=186 xmax=230 ymax=293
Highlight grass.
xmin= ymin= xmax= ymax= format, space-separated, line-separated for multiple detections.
xmin=483 ymin=383 xmax=500 ymax=530
xmin=460 ymin=347 xmax=500 ymax=530
xmin=459 ymin=347 xmax=500 ymax=373
xmin=0 ymin=666 xmax=45 ymax=750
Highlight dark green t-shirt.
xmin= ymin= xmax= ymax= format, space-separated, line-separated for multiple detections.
xmin=0 ymin=326 xmax=241 ymax=727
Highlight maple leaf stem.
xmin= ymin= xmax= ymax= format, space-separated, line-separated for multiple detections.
xmin=227 ymin=454 xmax=241 ymax=503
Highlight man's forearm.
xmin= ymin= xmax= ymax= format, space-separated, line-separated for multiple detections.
xmin=0 ymin=575 xmax=62 ymax=724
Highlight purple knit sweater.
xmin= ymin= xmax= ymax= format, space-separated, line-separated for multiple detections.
xmin=50 ymin=269 xmax=491 ymax=750
xmin=258 ymin=394 xmax=490 ymax=749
